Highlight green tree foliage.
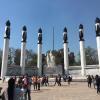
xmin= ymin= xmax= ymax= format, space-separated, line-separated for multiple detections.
xmin=14 ymin=49 xmax=21 ymax=65
xmin=85 ymin=46 xmax=98 ymax=65
xmin=26 ymin=49 xmax=37 ymax=67
xmin=8 ymin=48 xmax=15 ymax=65
xmin=69 ymin=52 xmax=75 ymax=66
xmin=76 ymin=46 xmax=98 ymax=65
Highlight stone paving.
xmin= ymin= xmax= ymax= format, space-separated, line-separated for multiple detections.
xmin=30 ymin=82 xmax=100 ymax=100
xmin=0 ymin=81 xmax=100 ymax=100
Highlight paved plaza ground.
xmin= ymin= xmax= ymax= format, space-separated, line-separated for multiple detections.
xmin=0 ymin=81 xmax=100 ymax=100
xmin=30 ymin=82 xmax=100 ymax=100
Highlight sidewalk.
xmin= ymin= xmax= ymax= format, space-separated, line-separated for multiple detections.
xmin=30 ymin=82 xmax=100 ymax=100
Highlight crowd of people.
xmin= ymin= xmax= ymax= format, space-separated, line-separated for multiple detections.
xmin=8 ymin=74 xmax=32 ymax=100
xmin=87 ymin=75 xmax=100 ymax=94
xmin=2 ymin=73 xmax=100 ymax=99
xmin=0 ymin=73 xmax=100 ymax=100
xmin=4 ymin=74 xmax=72 ymax=100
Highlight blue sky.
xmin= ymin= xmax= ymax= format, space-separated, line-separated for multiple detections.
xmin=0 ymin=0 xmax=100 ymax=54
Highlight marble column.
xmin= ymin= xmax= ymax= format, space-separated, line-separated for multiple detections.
xmin=95 ymin=17 xmax=100 ymax=73
xmin=79 ymin=24 xmax=86 ymax=76
xmin=20 ymin=26 xmax=27 ymax=75
xmin=1 ymin=20 xmax=11 ymax=79
xmin=37 ymin=28 xmax=42 ymax=76
xmin=63 ymin=27 xmax=69 ymax=75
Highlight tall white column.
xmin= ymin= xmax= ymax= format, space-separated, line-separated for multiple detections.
xmin=20 ymin=26 xmax=27 ymax=75
xmin=37 ymin=44 xmax=42 ymax=76
xmin=80 ymin=41 xmax=86 ymax=76
xmin=37 ymin=28 xmax=42 ymax=76
xmin=79 ymin=24 xmax=86 ymax=76
xmin=63 ymin=27 xmax=69 ymax=75
xmin=64 ymin=43 xmax=69 ymax=74
xmin=95 ymin=17 xmax=100 ymax=73
xmin=96 ymin=37 xmax=100 ymax=73
xmin=1 ymin=39 xmax=9 ymax=79
xmin=1 ymin=20 xmax=11 ymax=79
xmin=20 ymin=42 xmax=26 ymax=75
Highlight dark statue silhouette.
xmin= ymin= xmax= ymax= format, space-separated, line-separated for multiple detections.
xmin=63 ymin=27 xmax=68 ymax=43
xmin=79 ymin=24 xmax=84 ymax=41
xmin=22 ymin=26 xmax=27 ymax=42
xmin=38 ymin=28 xmax=42 ymax=44
xmin=5 ymin=20 xmax=10 ymax=39
xmin=95 ymin=17 xmax=100 ymax=36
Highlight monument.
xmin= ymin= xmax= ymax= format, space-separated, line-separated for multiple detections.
xmin=20 ymin=26 xmax=27 ymax=75
xmin=95 ymin=17 xmax=100 ymax=73
xmin=44 ymin=51 xmax=57 ymax=75
xmin=37 ymin=28 xmax=42 ymax=76
xmin=63 ymin=27 xmax=69 ymax=75
xmin=1 ymin=18 xmax=100 ymax=78
xmin=1 ymin=20 xmax=11 ymax=79
xmin=79 ymin=24 xmax=86 ymax=76
xmin=46 ymin=51 xmax=55 ymax=68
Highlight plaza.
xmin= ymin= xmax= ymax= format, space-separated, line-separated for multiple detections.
xmin=0 ymin=80 xmax=100 ymax=100
xmin=0 ymin=1 xmax=100 ymax=100
xmin=30 ymin=82 xmax=100 ymax=100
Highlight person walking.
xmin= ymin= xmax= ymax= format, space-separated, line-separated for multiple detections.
xmin=58 ymin=75 xmax=61 ymax=86
xmin=91 ymin=75 xmax=96 ymax=89
xmin=32 ymin=76 xmax=37 ymax=90
xmin=95 ymin=75 xmax=100 ymax=94
xmin=87 ymin=75 xmax=92 ymax=88
xmin=37 ymin=76 xmax=41 ymax=90
xmin=7 ymin=77 xmax=15 ymax=100
xmin=46 ymin=76 xmax=49 ymax=86
xmin=68 ymin=76 xmax=72 ymax=85
xmin=54 ymin=76 xmax=58 ymax=86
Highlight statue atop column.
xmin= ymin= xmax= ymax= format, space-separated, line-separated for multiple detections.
xmin=63 ymin=27 xmax=68 ymax=43
xmin=95 ymin=17 xmax=100 ymax=36
xmin=38 ymin=28 xmax=42 ymax=44
xmin=79 ymin=24 xmax=84 ymax=41
xmin=21 ymin=26 xmax=27 ymax=42
xmin=4 ymin=20 xmax=10 ymax=39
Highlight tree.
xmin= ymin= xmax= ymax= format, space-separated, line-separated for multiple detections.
xmin=85 ymin=47 xmax=98 ymax=65
xmin=76 ymin=46 xmax=98 ymax=65
xmin=14 ymin=49 xmax=21 ymax=65
xmin=69 ymin=52 xmax=75 ymax=66
xmin=25 ymin=49 xmax=37 ymax=67
xmin=53 ymin=49 xmax=64 ymax=65
xmin=8 ymin=48 xmax=15 ymax=65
